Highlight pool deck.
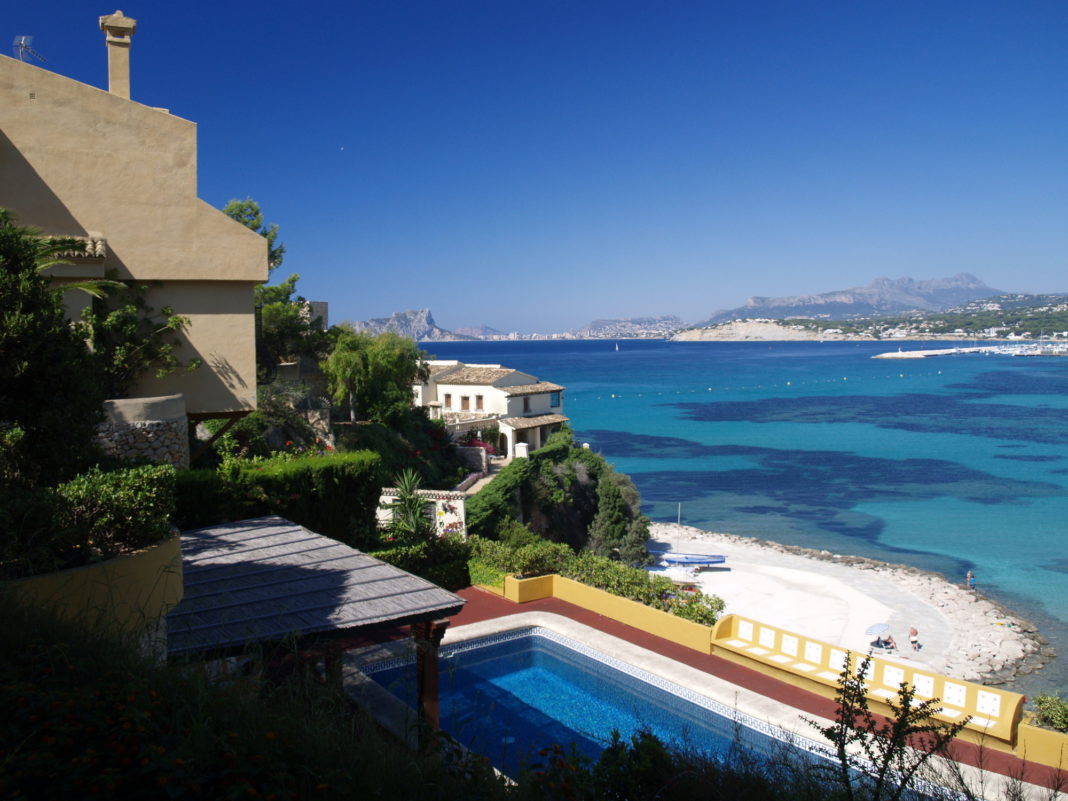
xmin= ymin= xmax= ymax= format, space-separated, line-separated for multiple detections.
xmin=448 ymin=586 xmax=1054 ymax=787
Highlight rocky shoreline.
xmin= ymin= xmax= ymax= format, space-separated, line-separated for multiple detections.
xmin=650 ymin=523 xmax=1053 ymax=687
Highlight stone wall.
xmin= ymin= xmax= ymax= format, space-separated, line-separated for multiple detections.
xmin=455 ymin=445 xmax=488 ymax=473
xmin=95 ymin=394 xmax=189 ymax=469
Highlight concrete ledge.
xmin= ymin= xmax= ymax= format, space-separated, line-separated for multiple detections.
xmin=104 ymin=394 xmax=187 ymax=423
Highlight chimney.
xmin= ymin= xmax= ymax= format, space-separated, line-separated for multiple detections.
xmin=99 ymin=10 xmax=137 ymax=99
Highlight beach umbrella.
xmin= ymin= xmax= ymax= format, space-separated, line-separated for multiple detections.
xmin=865 ymin=623 xmax=891 ymax=636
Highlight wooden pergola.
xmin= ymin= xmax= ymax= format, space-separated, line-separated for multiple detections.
xmin=167 ymin=516 xmax=465 ymax=728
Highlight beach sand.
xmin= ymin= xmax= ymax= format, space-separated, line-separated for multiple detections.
xmin=649 ymin=523 xmax=1049 ymax=685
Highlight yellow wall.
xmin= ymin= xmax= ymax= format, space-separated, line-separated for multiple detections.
xmin=503 ymin=575 xmax=714 ymax=653
xmin=5 ymin=536 xmax=184 ymax=635
xmin=715 ymin=614 xmax=1024 ymax=744
xmin=0 ymin=53 xmax=267 ymax=415
xmin=1016 ymin=720 xmax=1068 ymax=769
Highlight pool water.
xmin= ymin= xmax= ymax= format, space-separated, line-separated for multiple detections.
xmin=362 ymin=628 xmax=828 ymax=777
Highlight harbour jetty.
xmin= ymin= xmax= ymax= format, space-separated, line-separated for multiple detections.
xmin=874 ymin=344 xmax=1068 ymax=359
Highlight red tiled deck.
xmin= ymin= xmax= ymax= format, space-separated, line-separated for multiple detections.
xmin=449 ymin=586 xmax=1061 ymax=785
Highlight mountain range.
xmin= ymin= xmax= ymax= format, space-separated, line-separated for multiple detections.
xmin=696 ymin=273 xmax=1003 ymax=326
xmin=345 ymin=274 xmax=1010 ymax=340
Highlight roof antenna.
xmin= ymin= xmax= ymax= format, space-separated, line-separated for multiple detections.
xmin=12 ymin=35 xmax=46 ymax=63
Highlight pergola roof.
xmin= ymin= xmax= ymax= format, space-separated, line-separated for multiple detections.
xmin=498 ymin=413 xmax=570 ymax=431
xmin=167 ymin=516 xmax=465 ymax=657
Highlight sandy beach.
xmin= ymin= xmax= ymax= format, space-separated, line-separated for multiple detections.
xmin=648 ymin=523 xmax=1051 ymax=685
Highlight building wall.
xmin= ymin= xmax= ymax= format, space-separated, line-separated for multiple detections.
xmin=505 ymin=391 xmax=562 ymax=417
xmin=0 ymin=53 xmax=267 ymax=415
xmin=435 ymin=383 xmax=510 ymax=415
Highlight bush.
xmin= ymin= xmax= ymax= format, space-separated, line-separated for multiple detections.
xmin=58 ymin=464 xmax=176 ymax=558
xmin=464 ymin=458 xmax=533 ymax=537
xmin=0 ymin=465 xmax=177 ymax=580
xmin=1 ymin=596 xmax=508 ymax=801
xmin=469 ymin=537 xmax=724 ymax=625
xmin=1033 ymin=693 xmax=1068 ymax=732
xmin=175 ymin=451 xmax=384 ymax=549
xmin=372 ymin=536 xmax=472 ymax=591
xmin=0 ymin=210 xmax=107 ymax=487
xmin=333 ymin=411 xmax=465 ymax=489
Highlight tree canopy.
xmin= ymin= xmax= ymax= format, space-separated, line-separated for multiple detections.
xmin=0 ymin=210 xmax=106 ymax=486
xmin=222 ymin=197 xmax=285 ymax=273
xmin=321 ymin=330 xmax=429 ymax=426
xmin=223 ymin=198 xmax=326 ymax=367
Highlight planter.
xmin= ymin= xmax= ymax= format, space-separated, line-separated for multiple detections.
xmin=3 ymin=535 xmax=183 ymax=646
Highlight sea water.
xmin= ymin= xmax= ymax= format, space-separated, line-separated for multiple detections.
xmin=425 ymin=339 xmax=1068 ymax=693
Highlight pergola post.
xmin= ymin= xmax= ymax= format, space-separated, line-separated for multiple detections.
xmin=413 ymin=619 xmax=449 ymax=730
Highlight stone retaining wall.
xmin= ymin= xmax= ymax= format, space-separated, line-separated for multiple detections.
xmin=456 ymin=445 xmax=488 ymax=472
xmin=95 ymin=394 xmax=189 ymax=469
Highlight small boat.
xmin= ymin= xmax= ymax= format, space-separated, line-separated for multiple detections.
xmin=660 ymin=553 xmax=726 ymax=566
xmin=615 ymin=342 xmax=619 ymax=352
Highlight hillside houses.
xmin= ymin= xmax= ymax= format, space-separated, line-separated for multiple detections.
xmin=414 ymin=361 xmax=568 ymax=458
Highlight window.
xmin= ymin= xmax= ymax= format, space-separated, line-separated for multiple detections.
xmin=475 ymin=395 xmax=483 ymax=410
xmin=461 ymin=396 xmax=470 ymax=411
xmin=523 ymin=396 xmax=531 ymax=413
xmin=444 ymin=393 xmax=452 ymax=409
xmin=550 ymin=391 xmax=561 ymax=408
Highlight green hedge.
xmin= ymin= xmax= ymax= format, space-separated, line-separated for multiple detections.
xmin=371 ymin=536 xmax=472 ymax=591
xmin=468 ymin=537 xmax=725 ymax=626
xmin=175 ymin=451 xmax=383 ymax=550
xmin=1034 ymin=693 xmax=1068 ymax=732
xmin=0 ymin=464 xmax=176 ymax=580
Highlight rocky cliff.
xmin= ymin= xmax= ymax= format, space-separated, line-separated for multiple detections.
xmin=349 ymin=309 xmax=467 ymax=341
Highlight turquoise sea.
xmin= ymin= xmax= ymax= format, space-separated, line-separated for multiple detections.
xmin=426 ymin=339 xmax=1067 ymax=693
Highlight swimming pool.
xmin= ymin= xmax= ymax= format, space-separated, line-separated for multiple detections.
xmin=361 ymin=627 xmax=831 ymax=777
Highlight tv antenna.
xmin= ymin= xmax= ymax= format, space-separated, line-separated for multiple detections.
xmin=12 ymin=36 xmax=46 ymax=63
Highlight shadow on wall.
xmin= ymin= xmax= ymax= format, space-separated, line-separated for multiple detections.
xmin=0 ymin=129 xmax=87 ymax=235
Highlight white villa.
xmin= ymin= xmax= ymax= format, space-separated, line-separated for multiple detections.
xmin=414 ymin=361 xmax=568 ymax=459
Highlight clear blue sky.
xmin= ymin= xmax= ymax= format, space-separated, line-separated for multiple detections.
xmin=12 ymin=1 xmax=1068 ymax=333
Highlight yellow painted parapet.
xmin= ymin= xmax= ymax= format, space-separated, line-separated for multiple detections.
xmin=4 ymin=536 xmax=184 ymax=636
xmin=714 ymin=614 xmax=1024 ymax=744
xmin=1017 ymin=718 xmax=1068 ymax=769
xmin=502 ymin=574 xmax=714 ymax=653
xmin=504 ymin=574 xmax=554 ymax=603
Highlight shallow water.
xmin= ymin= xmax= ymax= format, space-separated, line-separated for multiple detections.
xmin=426 ymin=339 xmax=1068 ymax=693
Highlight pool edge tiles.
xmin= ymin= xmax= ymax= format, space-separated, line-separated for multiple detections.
xmin=358 ymin=625 xmax=835 ymax=765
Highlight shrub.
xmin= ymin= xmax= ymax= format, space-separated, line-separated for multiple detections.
xmin=464 ymin=458 xmax=533 ymax=537
xmin=0 ymin=485 xmax=77 ymax=579
xmin=175 ymin=451 xmax=383 ymax=549
xmin=469 ymin=537 xmax=725 ymax=625
xmin=0 ymin=210 xmax=107 ymax=487
xmin=58 ymin=464 xmax=176 ymax=558
xmin=1033 ymin=693 xmax=1068 ymax=732
xmin=1 ymin=595 xmax=508 ymax=801
xmin=372 ymin=536 xmax=472 ymax=591
xmin=334 ymin=411 xmax=465 ymax=489
xmin=0 ymin=465 xmax=177 ymax=579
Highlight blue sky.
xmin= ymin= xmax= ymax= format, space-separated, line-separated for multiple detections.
xmin=12 ymin=1 xmax=1068 ymax=333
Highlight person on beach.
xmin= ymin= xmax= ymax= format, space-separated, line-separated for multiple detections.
xmin=966 ymin=570 xmax=976 ymax=590
xmin=909 ymin=627 xmax=920 ymax=651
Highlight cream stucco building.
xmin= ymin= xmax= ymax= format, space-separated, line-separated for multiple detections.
xmin=414 ymin=361 xmax=568 ymax=458
xmin=0 ymin=11 xmax=267 ymax=426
